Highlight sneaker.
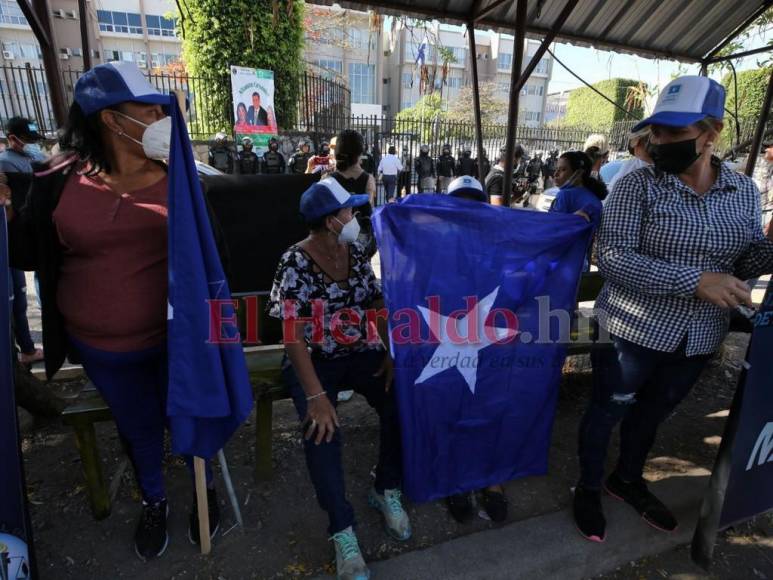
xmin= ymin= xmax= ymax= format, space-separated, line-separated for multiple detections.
xmin=604 ymin=472 xmax=678 ymax=532
xmin=445 ymin=492 xmax=474 ymax=524
xmin=188 ymin=487 xmax=221 ymax=545
xmin=367 ymin=487 xmax=412 ymax=541
xmin=331 ymin=526 xmax=370 ymax=580
xmin=573 ymin=486 xmax=606 ymax=543
xmin=479 ymin=489 xmax=508 ymax=523
xmin=134 ymin=499 xmax=169 ymax=561
xmin=337 ymin=390 xmax=355 ymax=402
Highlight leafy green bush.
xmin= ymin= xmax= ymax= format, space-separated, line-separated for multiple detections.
xmin=563 ymin=78 xmax=644 ymax=129
xmin=181 ymin=0 xmax=304 ymax=132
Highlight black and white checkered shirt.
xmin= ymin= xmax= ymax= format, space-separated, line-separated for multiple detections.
xmin=596 ymin=159 xmax=773 ymax=356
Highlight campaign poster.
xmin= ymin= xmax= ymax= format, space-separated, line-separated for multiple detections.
xmin=230 ymin=66 xmax=278 ymax=154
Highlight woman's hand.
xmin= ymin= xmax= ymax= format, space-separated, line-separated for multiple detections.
xmin=304 ymin=394 xmax=340 ymax=445
xmin=695 ymin=272 xmax=752 ymax=309
xmin=373 ymin=353 xmax=394 ymax=392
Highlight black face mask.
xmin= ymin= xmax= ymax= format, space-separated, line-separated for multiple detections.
xmin=647 ymin=137 xmax=701 ymax=174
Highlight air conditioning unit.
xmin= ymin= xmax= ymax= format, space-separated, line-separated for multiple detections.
xmin=2 ymin=51 xmax=14 ymax=59
xmin=52 ymin=8 xmax=66 ymax=18
xmin=137 ymin=60 xmax=147 ymax=68
xmin=68 ymin=10 xmax=78 ymax=19
xmin=59 ymin=53 xmax=69 ymax=60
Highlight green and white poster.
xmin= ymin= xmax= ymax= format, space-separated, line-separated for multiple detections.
xmin=230 ymin=66 xmax=277 ymax=153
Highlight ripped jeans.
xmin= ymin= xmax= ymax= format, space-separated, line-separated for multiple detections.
xmin=577 ymin=334 xmax=712 ymax=490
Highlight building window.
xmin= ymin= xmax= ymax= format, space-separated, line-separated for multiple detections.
xmin=446 ymin=76 xmax=462 ymax=89
xmin=348 ymin=62 xmax=375 ymax=104
xmin=534 ymin=58 xmax=549 ymax=74
xmin=314 ymin=59 xmax=343 ymax=80
xmin=0 ymin=0 xmax=27 ymax=25
xmin=449 ymin=46 xmax=466 ymax=63
xmin=349 ymin=28 xmax=374 ymax=50
xmin=523 ymin=111 xmax=541 ymax=122
xmin=146 ymin=14 xmax=176 ymax=37
xmin=400 ymin=96 xmax=415 ymax=110
xmin=498 ymin=52 xmax=513 ymax=71
xmin=97 ymin=10 xmax=142 ymax=34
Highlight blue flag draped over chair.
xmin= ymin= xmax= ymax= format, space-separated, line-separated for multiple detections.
xmin=373 ymin=194 xmax=593 ymax=502
xmin=166 ymin=97 xmax=253 ymax=460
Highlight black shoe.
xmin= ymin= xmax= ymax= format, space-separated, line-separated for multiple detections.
xmin=445 ymin=493 xmax=474 ymax=523
xmin=134 ymin=499 xmax=169 ymax=561
xmin=479 ymin=489 xmax=508 ymax=523
xmin=188 ymin=487 xmax=221 ymax=545
xmin=604 ymin=472 xmax=678 ymax=532
xmin=573 ymin=486 xmax=606 ymax=543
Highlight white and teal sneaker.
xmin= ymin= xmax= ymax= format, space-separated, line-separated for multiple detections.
xmin=331 ymin=526 xmax=370 ymax=580
xmin=368 ymin=487 xmax=412 ymax=541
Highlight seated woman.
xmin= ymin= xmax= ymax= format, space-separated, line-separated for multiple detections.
xmin=268 ymin=177 xmax=411 ymax=580
xmin=550 ymin=151 xmax=606 ymax=227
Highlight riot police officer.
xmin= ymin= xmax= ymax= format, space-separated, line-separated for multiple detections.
xmin=237 ymin=137 xmax=260 ymax=174
xmin=360 ymin=142 xmax=376 ymax=175
xmin=414 ymin=144 xmax=436 ymax=192
xmin=398 ymin=147 xmax=412 ymax=197
xmin=289 ymin=140 xmax=312 ymax=174
xmin=436 ymin=143 xmax=455 ymax=193
xmin=262 ymin=137 xmax=286 ymax=174
xmin=208 ymin=132 xmax=234 ymax=174
xmin=456 ymin=148 xmax=476 ymax=177
xmin=526 ymin=152 xmax=543 ymax=189
xmin=543 ymin=149 xmax=559 ymax=188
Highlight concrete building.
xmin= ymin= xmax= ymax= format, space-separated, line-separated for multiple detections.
xmin=544 ymin=90 xmax=570 ymax=124
xmin=303 ymin=5 xmax=384 ymax=117
xmin=383 ymin=25 xmax=552 ymax=126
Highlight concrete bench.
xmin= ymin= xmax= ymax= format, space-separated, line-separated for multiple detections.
xmin=54 ymin=272 xmax=605 ymax=520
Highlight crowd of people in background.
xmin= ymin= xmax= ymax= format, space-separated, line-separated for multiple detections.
xmin=4 ymin=63 xmax=773 ymax=580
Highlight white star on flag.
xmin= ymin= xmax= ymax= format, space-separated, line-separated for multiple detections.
xmin=415 ymin=286 xmax=514 ymax=394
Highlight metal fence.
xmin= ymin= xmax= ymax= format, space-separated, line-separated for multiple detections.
xmin=0 ymin=64 xmax=350 ymax=141
xmin=302 ymin=114 xmax=640 ymax=163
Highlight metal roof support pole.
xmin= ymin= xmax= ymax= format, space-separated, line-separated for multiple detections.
xmin=502 ymin=0 xmax=527 ymax=206
xmin=699 ymin=62 xmax=708 ymax=76
xmin=466 ymin=22 xmax=487 ymax=183
xmin=18 ymin=0 xmax=68 ymax=125
xmin=78 ymin=0 xmax=92 ymax=71
xmin=745 ymin=66 xmax=773 ymax=176
xmin=514 ymin=0 xmax=579 ymax=93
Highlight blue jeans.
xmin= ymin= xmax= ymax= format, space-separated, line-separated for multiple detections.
xmin=10 ymin=269 xmax=35 ymax=354
xmin=69 ymin=336 xmax=212 ymax=502
xmin=283 ymin=349 xmax=403 ymax=534
xmin=578 ymin=335 xmax=712 ymax=490
xmin=382 ymin=174 xmax=397 ymax=201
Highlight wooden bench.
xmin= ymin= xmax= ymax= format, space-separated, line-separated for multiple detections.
xmin=57 ymin=273 xmax=605 ymax=520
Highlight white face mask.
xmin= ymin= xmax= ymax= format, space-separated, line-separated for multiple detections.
xmin=333 ymin=215 xmax=360 ymax=244
xmin=113 ymin=111 xmax=172 ymax=160
xmin=22 ymin=143 xmax=44 ymax=160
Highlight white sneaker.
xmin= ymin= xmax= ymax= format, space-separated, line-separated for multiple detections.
xmin=337 ymin=390 xmax=354 ymax=402
xmin=331 ymin=526 xmax=370 ymax=580
xmin=368 ymin=487 xmax=412 ymax=541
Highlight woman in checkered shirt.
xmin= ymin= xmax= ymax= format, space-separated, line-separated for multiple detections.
xmin=573 ymin=77 xmax=773 ymax=544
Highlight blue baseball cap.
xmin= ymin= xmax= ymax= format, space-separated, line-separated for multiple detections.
xmin=300 ymin=177 xmax=370 ymax=221
xmin=74 ymin=61 xmax=172 ymax=116
xmin=632 ymin=76 xmax=725 ymax=132
xmin=447 ymin=175 xmax=487 ymax=202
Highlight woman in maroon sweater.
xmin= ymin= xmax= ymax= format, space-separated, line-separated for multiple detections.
xmin=3 ymin=62 xmax=224 ymax=561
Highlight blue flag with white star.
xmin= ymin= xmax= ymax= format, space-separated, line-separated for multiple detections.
xmin=167 ymin=96 xmax=253 ymax=459
xmin=373 ymin=194 xmax=593 ymax=502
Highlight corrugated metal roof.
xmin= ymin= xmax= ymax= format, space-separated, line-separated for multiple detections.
xmin=309 ymin=0 xmax=772 ymax=63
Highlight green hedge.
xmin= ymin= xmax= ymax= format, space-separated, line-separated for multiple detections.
xmin=721 ymin=66 xmax=772 ymax=151
xmin=181 ymin=0 xmax=304 ymax=132
xmin=563 ymin=78 xmax=643 ymax=130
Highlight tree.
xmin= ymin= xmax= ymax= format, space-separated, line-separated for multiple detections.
xmin=180 ymin=0 xmax=304 ymax=132
xmin=394 ymin=93 xmax=446 ymax=142
xmin=721 ymin=66 xmax=773 ymax=152
xmin=447 ymin=81 xmax=508 ymax=125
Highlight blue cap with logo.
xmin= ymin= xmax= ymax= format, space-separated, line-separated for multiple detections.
xmin=74 ymin=61 xmax=172 ymax=116
xmin=300 ymin=177 xmax=370 ymax=222
xmin=447 ymin=175 xmax=487 ymax=202
xmin=632 ymin=76 xmax=725 ymax=132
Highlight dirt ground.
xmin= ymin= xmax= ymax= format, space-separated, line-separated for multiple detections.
xmin=17 ymin=330 xmax=773 ymax=580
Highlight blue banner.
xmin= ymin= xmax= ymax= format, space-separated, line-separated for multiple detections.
xmin=373 ymin=195 xmax=592 ymax=502
xmin=166 ymin=97 xmax=254 ymax=459
xmin=0 ymin=207 xmax=32 ymax=575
